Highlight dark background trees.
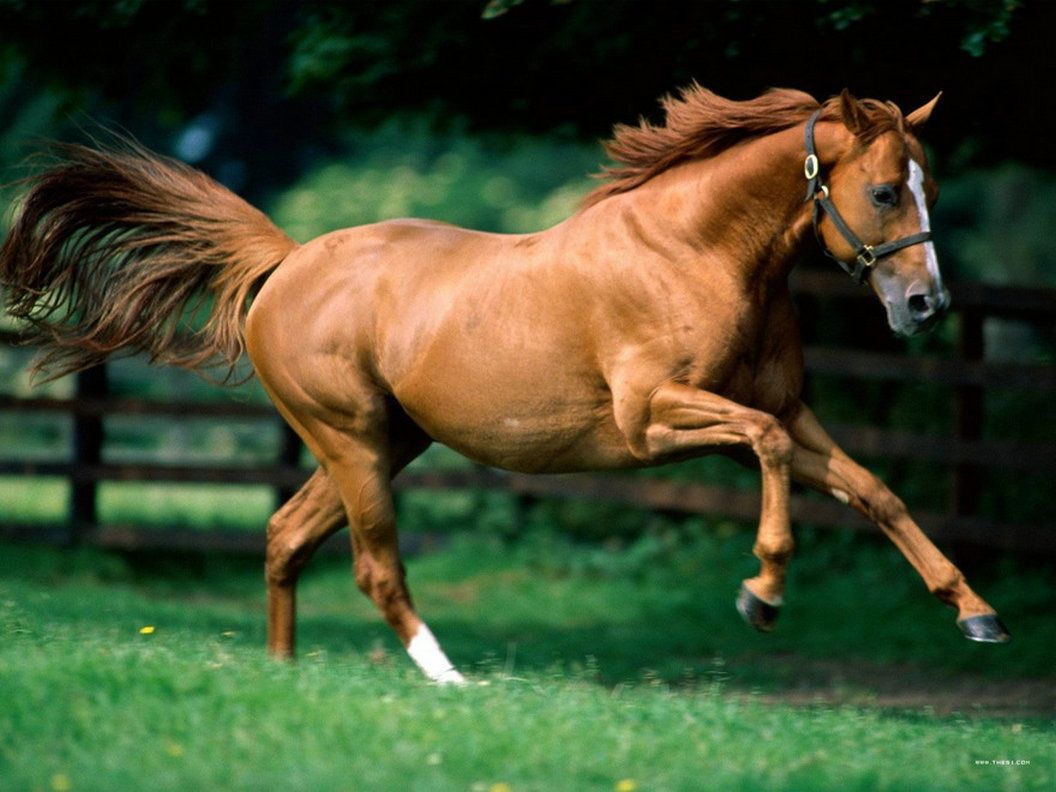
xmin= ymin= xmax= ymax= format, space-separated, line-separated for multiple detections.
xmin=1 ymin=0 xmax=1050 ymax=200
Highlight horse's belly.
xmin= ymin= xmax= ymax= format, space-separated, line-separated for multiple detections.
xmin=428 ymin=412 xmax=632 ymax=473
xmin=392 ymin=362 xmax=633 ymax=473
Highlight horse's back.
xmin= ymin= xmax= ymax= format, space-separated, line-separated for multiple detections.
xmin=246 ymin=218 xmax=488 ymax=386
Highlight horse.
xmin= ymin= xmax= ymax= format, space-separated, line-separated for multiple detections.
xmin=0 ymin=85 xmax=1010 ymax=685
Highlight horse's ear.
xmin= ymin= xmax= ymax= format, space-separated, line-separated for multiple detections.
xmin=906 ymin=92 xmax=942 ymax=132
xmin=839 ymin=89 xmax=871 ymax=139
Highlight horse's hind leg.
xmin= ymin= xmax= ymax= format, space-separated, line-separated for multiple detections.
xmin=292 ymin=399 xmax=464 ymax=684
xmin=337 ymin=445 xmax=465 ymax=683
xmin=266 ymin=467 xmax=346 ymax=658
xmin=788 ymin=404 xmax=1009 ymax=642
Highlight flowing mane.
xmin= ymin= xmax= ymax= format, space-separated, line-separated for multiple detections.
xmin=583 ymin=84 xmax=906 ymax=207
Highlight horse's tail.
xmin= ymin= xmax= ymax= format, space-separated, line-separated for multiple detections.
xmin=0 ymin=140 xmax=297 ymax=382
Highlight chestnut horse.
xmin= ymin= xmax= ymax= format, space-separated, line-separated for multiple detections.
xmin=0 ymin=86 xmax=1009 ymax=684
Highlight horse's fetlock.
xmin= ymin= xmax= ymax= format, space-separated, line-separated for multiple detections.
xmin=928 ymin=567 xmax=965 ymax=602
xmin=754 ymin=538 xmax=794 ymax=564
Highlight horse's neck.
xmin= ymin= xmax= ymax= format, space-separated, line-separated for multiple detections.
xmin=605 ymin=125 xmax=816 ymax=285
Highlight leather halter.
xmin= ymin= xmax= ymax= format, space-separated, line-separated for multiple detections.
xmin=803 ymin=110 xmax=933 ymax=285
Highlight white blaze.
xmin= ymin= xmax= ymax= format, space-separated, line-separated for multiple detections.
xmin=407 ymin=623 xmax=466 ymax=685
xmin=907 ymin=159 xmax=943 ymax=290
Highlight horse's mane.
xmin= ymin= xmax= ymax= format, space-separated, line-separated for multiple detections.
xmin=583 ymin=84 xmax=906 ymax=208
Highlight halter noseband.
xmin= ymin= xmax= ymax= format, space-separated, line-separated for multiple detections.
xmin=804 ymin=110 xmax=932 ymax=285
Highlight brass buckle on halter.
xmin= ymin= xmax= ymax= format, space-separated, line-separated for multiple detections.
xmin=856 ymin=246 xmax=877 ymax=269
xmin=804 ymin=154 xmax=819 ymax=181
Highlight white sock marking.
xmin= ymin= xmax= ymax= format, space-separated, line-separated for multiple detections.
xmin=407 ymin=623 xmax=465 ymax=685
xmin=907 ymin=159 xmax=943 ymax=290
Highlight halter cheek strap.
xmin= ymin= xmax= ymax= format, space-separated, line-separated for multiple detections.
xmin=804 ymin=110 xmax=932 ymax=285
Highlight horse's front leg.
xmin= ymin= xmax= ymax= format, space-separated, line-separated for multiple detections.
xmin=626 ymin=382 xmax=794 ymax=630
xmin=787 ymin=403 xmax=1009 ymax=642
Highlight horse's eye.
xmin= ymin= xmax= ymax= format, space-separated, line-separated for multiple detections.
xmin=870 ymin=185 xmax=898 ymax=207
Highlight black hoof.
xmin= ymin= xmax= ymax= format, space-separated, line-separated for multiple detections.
xmin=736 ymin=584 xmax=780 ymax=632
xmin=958 ymin=614 xmax=1011 ymax=644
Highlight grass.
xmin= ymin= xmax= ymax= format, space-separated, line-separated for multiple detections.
xmin=1 ymin=531 xmax=1053 ymax=791
xmin=0 ymin=477 xmax=276 ymax=532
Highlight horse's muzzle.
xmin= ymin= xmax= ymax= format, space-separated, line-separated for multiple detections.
xmin=903 ymin=283 xmax=950 ymax=335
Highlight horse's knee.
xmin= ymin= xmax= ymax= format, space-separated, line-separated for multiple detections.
xmin=266 ymin=515 xmax=319 ymax=587
xmin=265 ymin=469 xmax=343 ymax=586
xmin=266 ymin=536 xmax=301 ymax=587
xmin=748 ymin=416 xmax=793 ymax=467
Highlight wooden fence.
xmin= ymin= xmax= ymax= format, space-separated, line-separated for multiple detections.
xmin=1 ymin=269 xmax=1054 ymax=555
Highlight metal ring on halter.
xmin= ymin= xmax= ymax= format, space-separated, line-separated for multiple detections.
xmin=804 ymin=154 xmax=819 ymax=181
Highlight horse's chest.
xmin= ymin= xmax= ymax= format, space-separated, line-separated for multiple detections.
xmin=684 ymin=304 xmax=802 ymax=418
xmin=722 ymin=356 xmax=801 ymax=419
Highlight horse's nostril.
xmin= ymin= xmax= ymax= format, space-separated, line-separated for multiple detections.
xmin=907 ymin=293 xmax=931 ymax=316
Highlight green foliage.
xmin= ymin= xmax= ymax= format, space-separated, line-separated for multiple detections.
xmin=0 ymin=477 xmax=67 ymax=523
xmin=269 ymin=122 xmax=597 ymax=239
xmin=936 ymin=163 xmax=1056 ymax=287
xmin=957 ymin=0 xmax=1019 ymax=56
xmin=0 ymin=0 xmax=282 ymax=120
xmin=481 ymin=0 xmax=525 ymax=20
xmin=815 ymin=0 xmax=1020 ymax=57
xmin=0 ymin=0 xmax=1051 ymax=189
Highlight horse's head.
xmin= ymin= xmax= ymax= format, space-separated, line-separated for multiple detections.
xmin=812 ymin=91 xmax=948 ymax=336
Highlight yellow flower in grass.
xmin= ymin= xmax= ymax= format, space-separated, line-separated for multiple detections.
xmin=490 ymin=784 xmax=513 ymax=792
xmin=51 ymin=774 xmax=72 ymax=791
xmin=616 ymin=780 xmax=638 ymax=792
xmin=139 ymin=625 xmax=155 ymax=635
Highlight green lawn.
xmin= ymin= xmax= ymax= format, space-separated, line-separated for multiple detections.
xmin=1 ymin=532 xmax=1053 ymax=791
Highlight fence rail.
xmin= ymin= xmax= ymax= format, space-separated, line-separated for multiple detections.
xmin=2 ymin=270 xmax=1054 ymax=555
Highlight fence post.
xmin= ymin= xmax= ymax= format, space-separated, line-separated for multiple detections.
xmin=70 ymin=364 xmax=107 ymax=543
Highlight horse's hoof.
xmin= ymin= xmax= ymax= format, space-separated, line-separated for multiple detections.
xmin=736 ymin=584 xmax=780 ymax=632
xmin=958 ymin=614 xmax=1011 ymax=643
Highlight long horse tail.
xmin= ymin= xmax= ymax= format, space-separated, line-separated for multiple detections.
xmin=0 ymin=139 xmax=297 ymax=382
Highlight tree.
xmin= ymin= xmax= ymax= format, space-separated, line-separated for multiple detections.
xmin=0 ymin=0 xmax=1049 ymax=199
